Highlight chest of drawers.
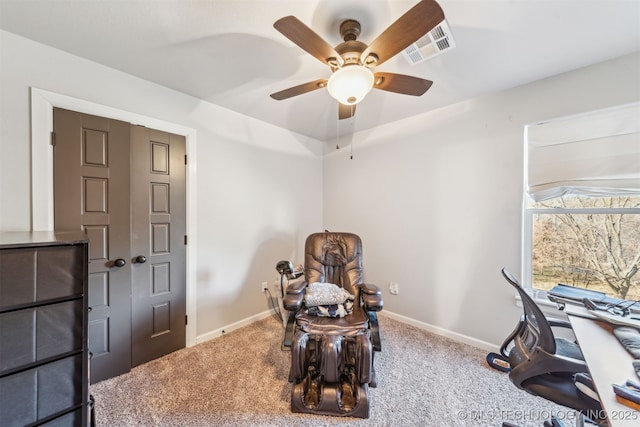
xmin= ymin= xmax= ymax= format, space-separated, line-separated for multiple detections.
xmin=0 ymin=232 xmax=89 ymax=426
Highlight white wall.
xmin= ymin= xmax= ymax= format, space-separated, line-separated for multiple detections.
xmin=0 ymin=30 xmax=323 ymax=340
xmin=2 ymin=27 xmax=639 ymax=351
xmin=323 ymin=52 xmax=640 ymax=348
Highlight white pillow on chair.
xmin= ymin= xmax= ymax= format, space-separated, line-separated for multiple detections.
xmin=304 ymin=282 xmax=354 ymax=307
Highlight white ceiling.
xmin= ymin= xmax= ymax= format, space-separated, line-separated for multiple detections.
xmin=1 ymin=0 xmax=639 ymax=142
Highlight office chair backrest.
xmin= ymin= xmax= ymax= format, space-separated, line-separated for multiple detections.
xmin=304 ymin=232 xmax=363 ymax=296
xmin=500 ymin=269 xmax=602 ymax=420
xmin=502 ymin=268 xmax=557 ymax=356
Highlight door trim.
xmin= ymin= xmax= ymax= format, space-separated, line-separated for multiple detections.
xmin=30 ymin=87 xmax=197 ymax=348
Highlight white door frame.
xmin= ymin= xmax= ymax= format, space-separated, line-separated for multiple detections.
xmin=30 ymin=87 xmax=198 ymax=347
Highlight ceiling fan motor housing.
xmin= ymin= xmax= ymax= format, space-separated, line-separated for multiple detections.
xmin=339 ymin=19 xmax=361 ymax=41
xmin=336 ymin=40 xmax=368 ymax=66
xmin=335 ymin=20 xmax=377 ymax=67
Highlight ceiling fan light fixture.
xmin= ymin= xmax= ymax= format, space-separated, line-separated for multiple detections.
xmin=327 ymin=65 xmax=374 ymax=105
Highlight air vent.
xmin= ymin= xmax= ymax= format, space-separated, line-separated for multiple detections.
xmin=401 ymin=19 xmax=456 ymax=65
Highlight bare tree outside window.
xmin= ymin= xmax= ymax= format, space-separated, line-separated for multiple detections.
xmin=531 ymin=196 xmax=640 ymax=300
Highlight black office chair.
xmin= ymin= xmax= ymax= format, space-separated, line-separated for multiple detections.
xmin=499 ymin=268 xmax=605 ymax=426
xmin=282 ymin=232 xmax=383 ymax=418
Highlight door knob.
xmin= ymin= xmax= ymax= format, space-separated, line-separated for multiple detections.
xmin=135 ymin=255 xmax=147 ymax=264
xmin=113 ymin=258 xmax=126 ymax=267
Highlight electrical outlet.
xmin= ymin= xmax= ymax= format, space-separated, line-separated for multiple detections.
xmin=261 ymin=281 xmax=269 ymax=292
xmin=389 ymin=282 xmax=399 ymax=295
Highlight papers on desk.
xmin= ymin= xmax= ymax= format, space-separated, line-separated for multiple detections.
xmin=590 ymin=310 xmax=640 ymax=329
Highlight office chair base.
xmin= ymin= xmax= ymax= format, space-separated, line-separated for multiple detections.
xmin=486 ymin=352 xmax=511 ymax=372
xmin=291 ymin=381 xmax=369 ymax=418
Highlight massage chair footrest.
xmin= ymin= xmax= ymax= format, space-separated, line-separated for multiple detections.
xmin=291 ymin=381 xmax=369 ymax=418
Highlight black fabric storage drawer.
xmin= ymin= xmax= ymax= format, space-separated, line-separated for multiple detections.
xmin=0 ymin=354 xmax=83 ymax=427
xmin=0 ymin=245 xmax=84 ymax=309
xmin=0 ymin=300 xmax=83 ymax=373
xmin=43 ymin=407 xmax=84 ymax=426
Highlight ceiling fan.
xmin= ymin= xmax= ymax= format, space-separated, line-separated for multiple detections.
xmin=270 ymin=0 xmax=445 ymax=120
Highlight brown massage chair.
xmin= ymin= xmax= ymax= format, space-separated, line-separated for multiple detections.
xmin=282 ymin=232 xmax=383 ymax=418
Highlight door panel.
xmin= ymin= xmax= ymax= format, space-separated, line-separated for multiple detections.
xmin=130 ymin=126 xmax=186 ymax=367
xmin=53 ymin=108 xmax=132 ymax=383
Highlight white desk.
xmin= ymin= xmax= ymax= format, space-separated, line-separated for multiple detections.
xmin=564 ymin=305 xmax=639 ymax=426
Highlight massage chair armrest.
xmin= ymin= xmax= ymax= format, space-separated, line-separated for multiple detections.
xmin=361 ymin=283 xmax=383 ymax=312
xmin=283 ymin=279 xmax=307 ymax=311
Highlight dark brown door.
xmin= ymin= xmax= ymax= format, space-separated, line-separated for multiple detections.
xmin=53 ymin=108 xmax=132 ymax=383
xmin=53 ymin=109 xmax=187 ymax=383
xmin=130 ymin=125 xmax=186 ymax=366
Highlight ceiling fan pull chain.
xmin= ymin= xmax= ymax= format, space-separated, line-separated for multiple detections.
xmin=336 ymin=112 xmax=340 ymax=150
xmin=350 ymin=105 xmax=354 ymax=159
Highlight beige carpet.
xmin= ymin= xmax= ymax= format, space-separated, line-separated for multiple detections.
xmin=90 ymin=314 xmax=578 ymax=426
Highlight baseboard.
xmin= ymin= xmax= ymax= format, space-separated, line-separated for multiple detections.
xmin=380 ymin=311 xmax=498 ymax=353
xmin=195 ymin=308 xmax=498 ymax=352
xmin=195 ymin=308 xmax=276 ymax=344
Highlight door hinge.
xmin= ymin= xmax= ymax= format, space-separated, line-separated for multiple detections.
xmin=50 ymin=131 xmax=56 ymax=146
xmin=184 ymin=235 xmax=188 ymax=245
xmin=185 ymin=315 xmax=188 ymax=325
xmin=184 ymin=154 xmax=187 ymax=165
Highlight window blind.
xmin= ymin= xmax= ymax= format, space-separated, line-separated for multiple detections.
xmin=526 ymin=102 xmax=640 ymax=201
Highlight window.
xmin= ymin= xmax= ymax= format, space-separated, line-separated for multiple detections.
xmin=527 ymin=195 xmax=640 ymax=299
xmin=523 ymin=103 xmax=640 ymax=299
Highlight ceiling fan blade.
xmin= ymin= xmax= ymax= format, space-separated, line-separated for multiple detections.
xmin=361 ymin=0 xmax=445 ymax=66
xmin=338 ymin=103 xmax=356 ymax=120
xmin=270 ymin=79 xmax=328 ymax=100
xmin=373 ymin=72 xmax=433 ymax=96
xmin=274 ymin=16 xmax=344 ymax=67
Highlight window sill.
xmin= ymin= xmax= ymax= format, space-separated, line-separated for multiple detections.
xmin=514 ymin=289 xmax=568 ymax=320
